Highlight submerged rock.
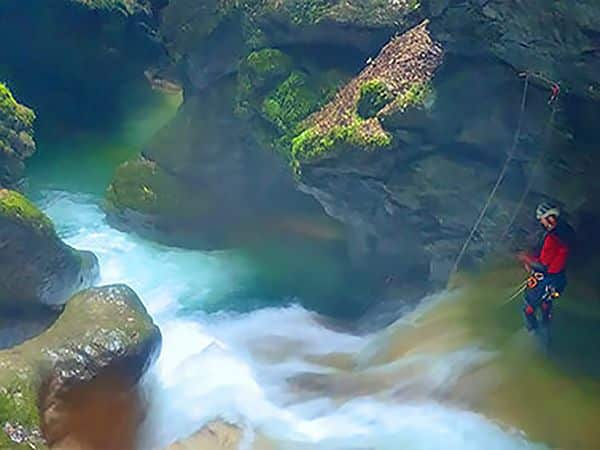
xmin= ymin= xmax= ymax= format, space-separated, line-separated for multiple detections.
xmin=0 ymin=284 xmax=161 ymax=449
xmin=0 ymin=189 xmax=99 ymax=310
xmin=0 ymin=84 xmax=35 ymax=188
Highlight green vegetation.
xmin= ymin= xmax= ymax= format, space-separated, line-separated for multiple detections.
xmin=236 ymin=49 xmax=347 ymax=156
xmin=290 ymin=116 xmax=391 ymax=173
xmin=236 ymin=49 xmax=294 ymax=115
xmin=0 ymin=189 xmax=54 ymax=235
xmin=283 ymin=0 xmax=332 ymax=25
xmin=245 ymin=49 xmax=294 ymax=81
xmin=262 ymin=71 xmax=323 ymax=135
xmin=357 ymin=79 xmax=393 ymax=118
xmin=392 ymin=81 xmax=432 ymax=112
xmin=0 ymin=83 xmax=35 ymax=129
xmin=106 ymin=159 xmax=208 ymax=220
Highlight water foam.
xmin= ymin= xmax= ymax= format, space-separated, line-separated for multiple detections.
xmin=39 ymin=190 xmax=546 ymax=450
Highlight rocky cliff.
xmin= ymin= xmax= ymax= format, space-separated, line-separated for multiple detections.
xmin=100 ymin=0 xmax=600 ymax=285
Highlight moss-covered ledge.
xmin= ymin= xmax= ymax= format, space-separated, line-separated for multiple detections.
xmin=286 ymin=20 xmax=443 ymax=175
xmin=0 ymin=285 xmax=161 ymax=449
xmin=0 ymin=190 xmax=53 ymax=236
xmin=0 ymin=84 xmax=36 ymax=188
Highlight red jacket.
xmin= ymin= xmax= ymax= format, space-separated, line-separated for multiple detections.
xmin=523 ymin=221 xmax=574 ymax=274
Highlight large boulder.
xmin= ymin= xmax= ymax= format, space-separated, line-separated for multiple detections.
xmin=0 ymin=84 xmax=35 ymax=188
xmin=0 ymin=285 xmax=161 ymax=449
xmin=0 ymin=189 xmax=99 ymax=310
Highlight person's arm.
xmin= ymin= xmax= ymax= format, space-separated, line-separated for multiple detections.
xmin=535 ymin=234 xmax=561 ymax=273
xmin=518 ymin=235 xmax=557 ymax=273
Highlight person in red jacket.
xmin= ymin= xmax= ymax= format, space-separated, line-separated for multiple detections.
xmin=517 ymin=202 xmax=575 ymax=337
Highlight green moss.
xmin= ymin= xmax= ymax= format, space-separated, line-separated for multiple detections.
xmin=261 ymin=71 xmax=323 ymax=135
xmin=0 ymin=83 xmax=35 ymax=129
xmin=0 ymin=190 xmax=54 ymax=235
xmin=357 ymin=79 xmax=393 ymax=119
xmin=393 ymin=81 xmax=432 ymax=111
xmin=0 ymin=368 xmax=44 ymax=450
xmin=290 ymin=116 xmax=391 ymax=172
xmin=245 ymin=49 xmax=293 ymax=80
xmin=236 ymin=49 xmax=294 ymax=116
xmin=283 ymin=0 xmax=332 ymax=25
xmin=106 ymin=159 xmax=208 ymax=220
xmin=0 ymin=380 xmax=39 ymax=429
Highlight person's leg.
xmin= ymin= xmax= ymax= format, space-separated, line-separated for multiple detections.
xmin=541 ymin=297 xmax=553 ymax=325
xmin=523 ymin=282 xmax=543 ymax=332
xmin=523 ymin=300 xmax=538 ymax=331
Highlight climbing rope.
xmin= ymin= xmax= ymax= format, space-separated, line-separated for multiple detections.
xmin=501 ymin=77 xmax=561 ymax=240
xmin=449 ymin=73 xmax=531 ymax=278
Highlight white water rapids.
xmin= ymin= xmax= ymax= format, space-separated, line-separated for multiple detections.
xmin=37 ymin=189 xmax=546 ymax=450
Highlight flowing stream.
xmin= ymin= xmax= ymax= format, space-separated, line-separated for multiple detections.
xmin=35 ymin=190 xmax=544 ymax=450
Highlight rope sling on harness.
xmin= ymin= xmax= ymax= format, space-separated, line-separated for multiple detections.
xmin=449 ymin=72 xmax=561 ymax=278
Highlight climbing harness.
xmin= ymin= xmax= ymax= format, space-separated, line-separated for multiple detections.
xmin=449 ymin=71 xmax=561 ymax=277
xmin=526 ymin=271 xmax=545 ymax=289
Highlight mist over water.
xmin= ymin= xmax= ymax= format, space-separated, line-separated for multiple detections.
xmin=36 ymin=190 xmax=547 ymax=450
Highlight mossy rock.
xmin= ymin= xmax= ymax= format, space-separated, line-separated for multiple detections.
xmin=0 ymin=84 xmax=35 ymax=130
xmin=357 ymin=79 xmax=393 ymax=119
xmin=0 ymin=84 xmax=36 ymax=188
xmin=105 ymin=158 xmax=210 ymax=233
xmin=0 ymin=190 xmax=99 ymax=311
xmin=239 ymin=60 xmax=349 ymax=156
xmin=261 ymin=71 xmax=324 ymax=135
xmin=0 ymin=285 xmax=161 ymax=449
xmin=236 ymin=48 xmax=294 ymax=116
xmin=291 ymin=116 xmax=392 ymax=167
xmin=0 ymin=190 xmax=53 ymax=236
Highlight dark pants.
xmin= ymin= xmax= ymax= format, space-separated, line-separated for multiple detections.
xmin=522 ymin=272 xmax=567 ymax=333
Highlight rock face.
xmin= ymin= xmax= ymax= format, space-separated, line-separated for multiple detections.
xmin=0 ymin=84 xmax=35 ymax=188
xmin=289 ymin=20 xmax=582 ymax=283
xmin=0 ymin=284 xmax=161 ymax=450
xmin=0 ymin=189 xmax=99 ymax=310
xmin=427 ymin=0 xmax=600 ymax=100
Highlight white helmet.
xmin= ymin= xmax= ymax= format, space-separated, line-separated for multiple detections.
xmin=536 ymin=202 xmax=560 ymax=220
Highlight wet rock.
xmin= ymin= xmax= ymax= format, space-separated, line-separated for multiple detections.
xmin=0 ymin=84 xmax=35 ymax=188
xmin=0 ymin=285 xmax=161 ymax=449
xmin=0 ymin=190 xmax=99 ymax=311
xmin=164 ymin=421 xmax=243 ymax=450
